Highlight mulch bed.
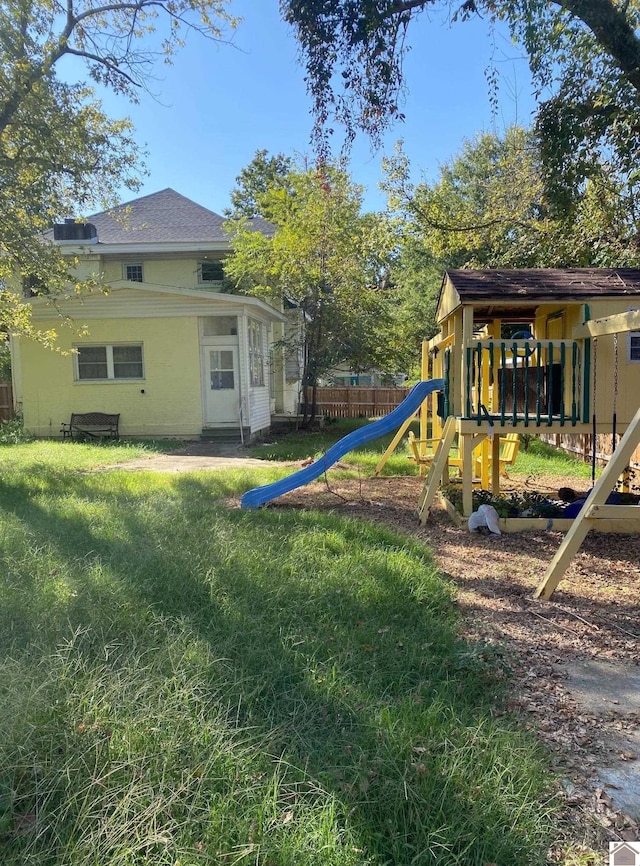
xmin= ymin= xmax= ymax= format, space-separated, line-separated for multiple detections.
xmin=262 ymin=470 xmax=640 ymax=861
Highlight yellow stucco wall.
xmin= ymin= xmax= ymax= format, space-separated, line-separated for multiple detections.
xmin=18 ymin=316 xmax=205 ymax=437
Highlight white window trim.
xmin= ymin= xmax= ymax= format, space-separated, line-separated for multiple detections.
xmin=248 ymin=319 xmax=265 ymax=388
xmin=74 ymin=344 xmax=144 ymax=382
xmin=123 ymin=262 xmax=144 ymax=282
xmin=627 ymin=308 xmax=640 ymax=363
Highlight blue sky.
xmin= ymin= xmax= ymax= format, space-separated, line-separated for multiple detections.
xmin=66 ymin=1 xmax=537 ymax=215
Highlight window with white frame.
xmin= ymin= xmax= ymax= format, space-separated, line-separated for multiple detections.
xmin=75 ymin=345 xmax=144 ymax=381
xmin=124 ymin=263 xmax=143 ymax=282
xmin=248 ymin=319 xmax=265 ymax=387
xmin=628 ymin=308 xmax=640 ymax=362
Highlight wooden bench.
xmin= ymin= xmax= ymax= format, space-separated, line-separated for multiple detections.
xmin=408 ymin=430 xmax=520 ymax=478
xmin=408 ymin=431 xmax=463 ymax=477
xmin=474 ymin=432 xmax=520 ymax=478
xmin=61 ymin=412 xmax=120 ymax=441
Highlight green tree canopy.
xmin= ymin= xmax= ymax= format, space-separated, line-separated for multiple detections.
xmin=0 ymin=0 xmax=236 ymax=342
xmin=224 ymin=162 xmax=397 ymax=418
xmin=384 ymin=128 xmax=640 ymax=269
xmin=225 ymin=149 xmax=294 ymax=218
xmin=281 ymin=0 xmax=640 ymax=203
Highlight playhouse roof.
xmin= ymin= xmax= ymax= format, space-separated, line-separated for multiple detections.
xmin=446 ymin=268 xmax=640 ymax=301
xmin=436 ymin=268 xmax=640 ymax=323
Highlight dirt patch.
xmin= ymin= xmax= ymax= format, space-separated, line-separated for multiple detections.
xmin=252 ymin=471 xmax=640 ymax=857
xmin=101 ymin=442 xmax=296 ymax=473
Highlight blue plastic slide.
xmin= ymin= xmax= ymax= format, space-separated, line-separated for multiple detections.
xmin=240 ymin=379 xmax=444 ymax=509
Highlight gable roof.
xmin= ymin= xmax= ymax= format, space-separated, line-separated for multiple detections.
xmin=54 ymin=188 xmax=274 ymax=246
xmin=445 ymin=269 xmax=640 ymax=302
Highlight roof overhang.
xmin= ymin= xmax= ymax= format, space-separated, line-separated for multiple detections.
xmin=52 ymin=241 xmax=232 ymax=256
xmin=27 ymin=282 xmax=286 ymax=323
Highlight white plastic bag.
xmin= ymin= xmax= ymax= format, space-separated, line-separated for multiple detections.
xmin=468 ymin=504 xmax=501 ymax=535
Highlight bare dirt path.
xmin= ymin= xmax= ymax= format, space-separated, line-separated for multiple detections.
xmin=101 ymin=442 xmax=296 ymax=473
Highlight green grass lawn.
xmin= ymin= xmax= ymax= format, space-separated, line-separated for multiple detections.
xmin=0 ymin=437 xmax=185 ymax=472
xmin=511 ymin=437 xmax=595 ymax=481
xmin=0 ymin=443 xmax=559 ymax=865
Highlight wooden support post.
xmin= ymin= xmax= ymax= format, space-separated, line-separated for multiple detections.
xmin=462 ymin=432 xmax=475 ymax=517
xmin=420 ymin=339 xmax=429 ymax=448
xmin=461 ymin=307 xmax=474 ymax=417
xmin=452 ymin=311 xmax=463 ymax=417
xmin=418 ymin=417 xmax=457 ymax=524
xmin=491 ymin=432 xmax=501 ymax=493
xmin=535 ymin=405 xmax=640 ymax=599
xmin=373 ymin=414 xmax=415 ymax=476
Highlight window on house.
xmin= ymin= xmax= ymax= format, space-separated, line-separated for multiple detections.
xmin=629 ymin=332 xmax=640 ymax=362
xmin=269 ymin=348 xmax=276 ymax=399
xmin=201 ymin=316 xmax=238 ymax=337
xmin=248 ymin=319 xmax=265 ymax=387
xmin=124 ymin=263 xmax=144 ymax=282
xmin=75 ymin=345 xmax=144 ymax=380
xmin=209 ymin=350 xmax=235 ymax=389
xmin=199 ymin=261 xmax=224 ymax=283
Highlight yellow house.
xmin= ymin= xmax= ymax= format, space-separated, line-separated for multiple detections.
xmin=11 ymin=189 xmax=302 ymax=440
xmin=421 ymin=269 xmax=640 ymax=516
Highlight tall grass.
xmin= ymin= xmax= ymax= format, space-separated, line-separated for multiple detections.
xmin=0 ymin=453 xmax=558 ymax=865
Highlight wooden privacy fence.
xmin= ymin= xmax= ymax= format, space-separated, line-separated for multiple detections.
xmin=541 ymin=431 xmax=640 ymax=474
xmin=0 ymin=381 xmax=14 ymax=422
xmin=308 ymin=387 xmax=412 ymax=418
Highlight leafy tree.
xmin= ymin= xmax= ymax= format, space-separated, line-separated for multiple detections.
xmin=224 ymin=163 xmax=396 ymax=421
xmin=385 ymin=238 xmax=442 ymax=377
xmin=281 ymin=0 xmax=640 ymax=202
xmin=383 ymin=128 xmax=640 ymax=270
xmin=0 ymin=0 xmax=236 ymax=343
xmin=225 ymin=149 xmax=294 ymax=218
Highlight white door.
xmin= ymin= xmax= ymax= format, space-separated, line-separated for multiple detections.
xmin=202 ymin=346 xmax=240 ymax=425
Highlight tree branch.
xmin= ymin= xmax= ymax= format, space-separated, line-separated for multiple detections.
xmin=557 ymin=0 xmax=640 ymax=90
xmin=63 ymin=46 xmax=142 ymax=87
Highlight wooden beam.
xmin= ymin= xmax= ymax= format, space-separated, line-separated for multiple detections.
xmin=572 ymin=308 xmax=640 ymax=339
xmin=491 ymin=431 xmax=501 ymax=493
xmin=534 ymin=405 xmax=640 ymax=599
xmin=373 ymin=413 xmax=415 ymax=476
xmin=584 ymin=504 xmax=640 ymax=520
xmin=461 ymin=432 xmax=476 ymax=517
xmin=418 ymin=416 xmax=457 ymax=524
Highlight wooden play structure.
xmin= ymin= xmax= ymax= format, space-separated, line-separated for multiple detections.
xmin=377 ymin=269 xmax=640 ymax=597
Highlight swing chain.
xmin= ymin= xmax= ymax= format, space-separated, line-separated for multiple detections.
xmin=591 ymin=337 xmax=597 ymax=483
xmin=612 ymin=332 xmax=619 ymax=453
xmin=613 ymin=332 xmax=619 ymax=409
xmin=592 ymin=337 xmax=597 ymax=415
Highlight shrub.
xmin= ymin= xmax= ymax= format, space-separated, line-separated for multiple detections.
xmin=0 ymin=416 xmax=33 ymax=445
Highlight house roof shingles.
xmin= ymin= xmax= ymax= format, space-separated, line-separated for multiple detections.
xmin=446 ymin=268 xmax=640 ymax=301
xmin=57 ymin=188 xmax=274 ymax=245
